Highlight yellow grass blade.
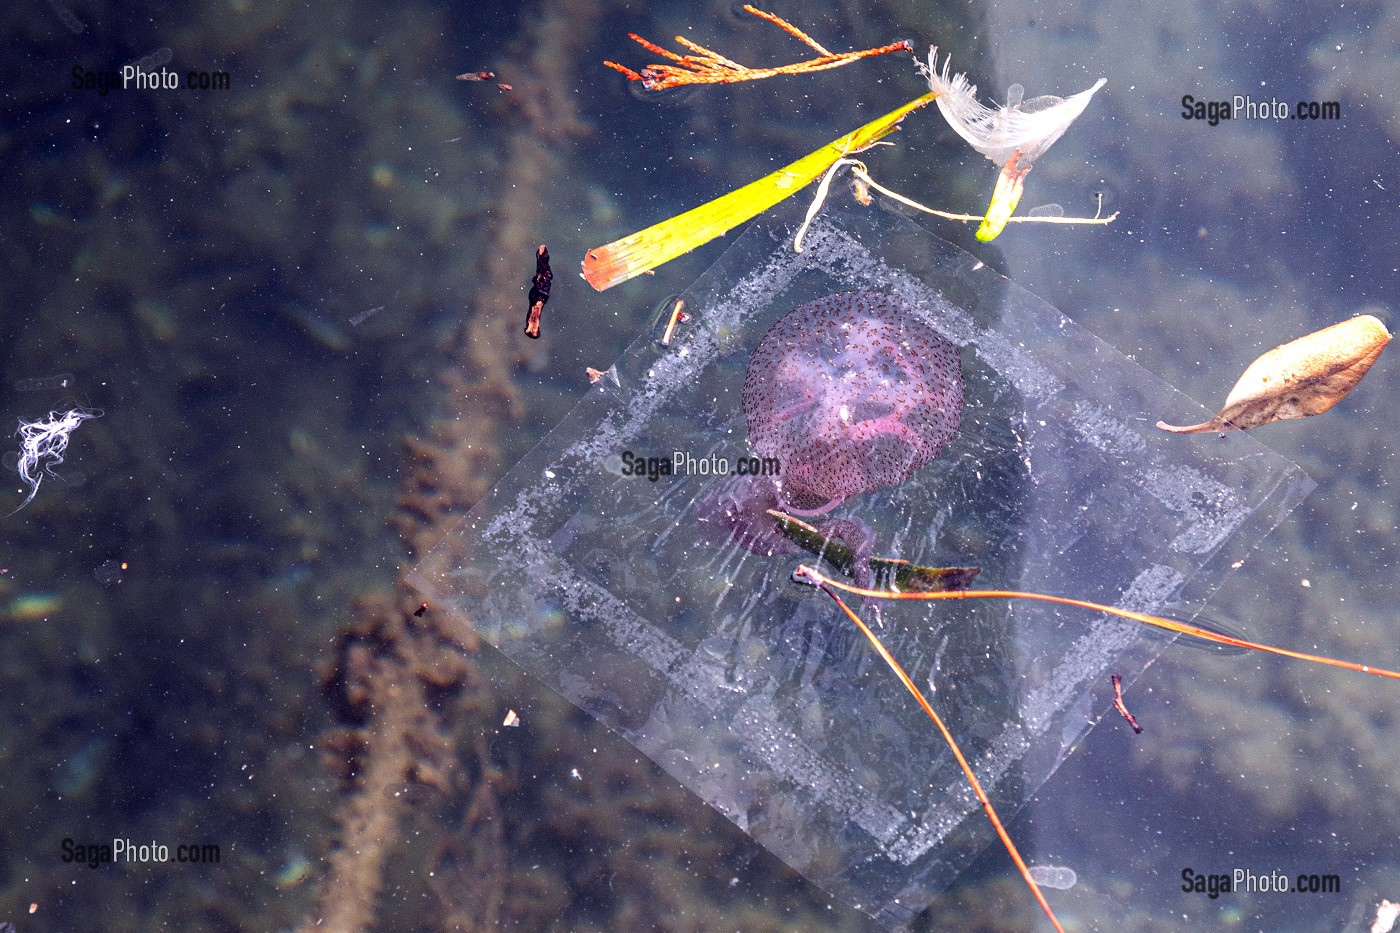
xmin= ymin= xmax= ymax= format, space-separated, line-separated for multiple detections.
xmin=582 ymin=92 xmax=937 ymax=291
xmin=975 ymin=155 xmax=1028 ymax=242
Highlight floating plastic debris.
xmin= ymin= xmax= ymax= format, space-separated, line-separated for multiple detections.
xmin=413 ymin=204 xmax=1311 ymax=928
xmin=348 ymin=306 xmax=384 ymax=326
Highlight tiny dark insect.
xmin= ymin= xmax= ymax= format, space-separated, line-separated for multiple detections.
xmin=413 ymin=602 xmax=428 ymax=618
xmin=525 ymin=245 xmax=552 ymax=339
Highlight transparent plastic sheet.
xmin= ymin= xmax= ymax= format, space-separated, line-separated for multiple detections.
xmin=410 ymin=204 xmax=1314 ymax=928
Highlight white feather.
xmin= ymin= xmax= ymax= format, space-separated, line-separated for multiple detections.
xmin=919 ymin=48 xmax=1106 ymax=168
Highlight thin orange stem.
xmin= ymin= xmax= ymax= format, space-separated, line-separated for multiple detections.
xmin=810 ymin=579 xmax=1066 ymax=933
xmin=796 ymin=565 xmax=1400 ymax=681
xmin=626 ymin=32 xmax=686 ymax=63
xmin=672 ymin=35 xmax=744 ymax=70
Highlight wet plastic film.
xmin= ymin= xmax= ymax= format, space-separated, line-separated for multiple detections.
xmin=411 ymin=205 xmax=1313 ymax=928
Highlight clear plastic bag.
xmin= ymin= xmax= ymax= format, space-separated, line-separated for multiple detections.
xmin=411 ymin=204 xmax=1313 ymax=928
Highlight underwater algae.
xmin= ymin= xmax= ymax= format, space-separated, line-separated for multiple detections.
xmin=413 ymin=202 xmax=1310 ymax=929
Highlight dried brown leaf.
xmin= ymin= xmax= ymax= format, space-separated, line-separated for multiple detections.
xmin=1157 ymin=314 xmax=1391 ymax=434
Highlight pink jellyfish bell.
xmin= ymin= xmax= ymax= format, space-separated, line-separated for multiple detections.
xmin=742 ymin=290 xmax=964 ymax=516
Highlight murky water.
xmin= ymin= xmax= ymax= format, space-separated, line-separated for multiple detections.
xmin=2 ymin=0 xmax=1394 ymax=930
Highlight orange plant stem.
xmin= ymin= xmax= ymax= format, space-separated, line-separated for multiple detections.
xmin=796 ymin=565 xmax=1400 ymax=681
xmin=809 ymin=578 xmax=1066 ymax=933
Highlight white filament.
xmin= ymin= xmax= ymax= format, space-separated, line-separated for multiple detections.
xmin=9 ymin=407 xmax=101 ymax=514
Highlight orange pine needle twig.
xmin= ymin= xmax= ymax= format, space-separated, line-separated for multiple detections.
xmin=800 ymin=571 xmax=1067 ymax=933
xmin=794 ymin=562 xmax=1400 ymax=930
xmin=604 ymin=5 xmax=912 ymax=91
xmin=793 ymin=565 xmax=1400 ymax=681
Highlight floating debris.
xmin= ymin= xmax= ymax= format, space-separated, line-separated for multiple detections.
xmin=919 ymin=49 xmax=1106 ymax=241
xmin=456 ymin=71 xmax=494 ymax=81
xmin=661 ymin=298 xmax=686 ymax=346
xmin=47 ymin=0 xmax=83 ymax=33
xmin=581 ymin=94 xmax=935 ymax=290
xmin=13 ymin=373 xmax=75 ymax=393
xmin=769 ymin=510 xmax=979 ymax=592
xmin=1373 ymin=899 xmax=1400 ymax=933
xmin=1157 ymin=314 xmax=1391 ymax=434
xmin=1111 ymin=673 xmax=1143 ymax=734
xmin=129 ymin=47 xmax=173 ymax=70
xmin=585 ymin=365 xmax=620 ymax=388
xmin=9 ymin=408 xmax=101 ymax=514
xmin=525 ymin=245 xmax=551 ymax=339
xmin=502 ymin=709 xmax=520 ymax=728
xmin=604 ymin=5 xmax=911 ymax=91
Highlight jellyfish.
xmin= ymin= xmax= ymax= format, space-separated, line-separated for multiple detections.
xmin=701 ymin=290 xmax=964 ymax=580
xmin=744 ymin=289 xmax=964 ymax=514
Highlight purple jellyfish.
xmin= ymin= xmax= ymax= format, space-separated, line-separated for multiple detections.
xmin=698 ymin=290 xmax=965 ymax=579
xmin=743 ymin=289 xmax=964 ymax=516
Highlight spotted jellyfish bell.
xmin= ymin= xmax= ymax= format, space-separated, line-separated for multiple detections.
xmin=742 ymin=289 xmax=965 ymax=517
xmin=919 ymin=48 xmax=1106 ymax=241
xmin=696 ymin=289 xmax=964 ymax=584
